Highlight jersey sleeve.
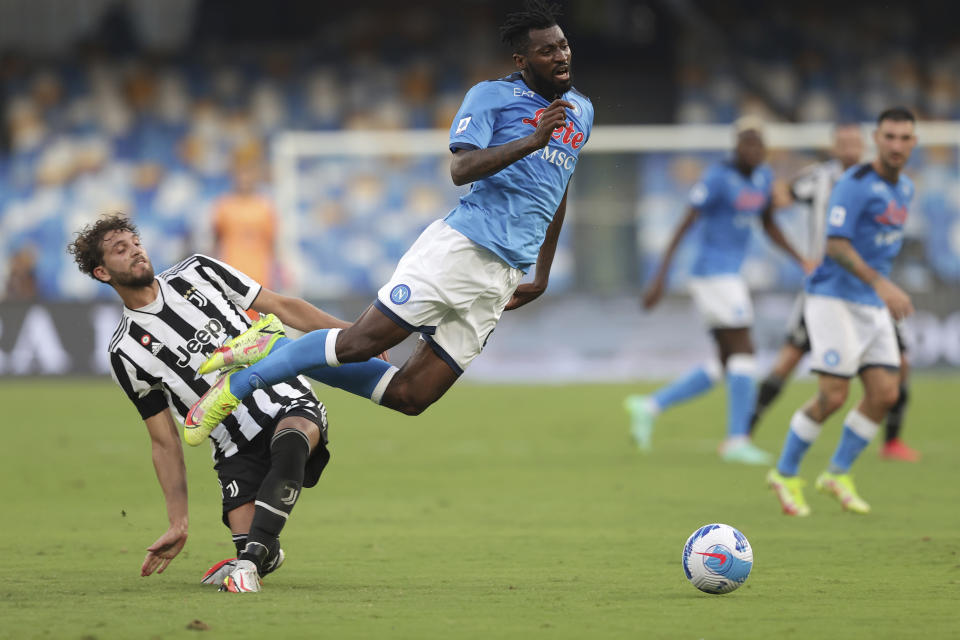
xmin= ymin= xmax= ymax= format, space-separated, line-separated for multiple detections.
xmin=449 ymin=83 xmax=499 ymax=152
xmin=110 ymin=351 xmax=168 ymax=420
xmin=824 ymin=177 xmax=863 ymax=239
xmin=689 ymin=166 xmax=723 ymax=210
xmin=193 ymin=254 xmax=262 ymax=309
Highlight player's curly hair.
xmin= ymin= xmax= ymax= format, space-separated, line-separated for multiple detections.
xmin=499 ymin=0 xmax=563 ymax=54
xmin=67 ymin=213 xmax=139 ymax=280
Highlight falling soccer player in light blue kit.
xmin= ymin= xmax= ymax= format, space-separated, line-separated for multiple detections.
xmin=185 ymin=1 xmax=594 ymax=441
xmin=767 ymin=107 xmax=917 ymax=516
xmin=626 ymin=116 xmax=814 ymax=465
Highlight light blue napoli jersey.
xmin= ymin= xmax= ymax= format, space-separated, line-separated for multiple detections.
xmin=689 ymin=162 xmax=774 ymax=276
xmin=806 ymin=163 xmax=913 ymax=307
xmin=444 ymin=72 xmax=594 ymax=270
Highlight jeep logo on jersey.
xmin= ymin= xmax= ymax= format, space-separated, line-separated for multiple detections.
xmin=521 ymin=109 xmax=585 ymax=149
xmin=175 ymin=318 xmax=226 ymax=367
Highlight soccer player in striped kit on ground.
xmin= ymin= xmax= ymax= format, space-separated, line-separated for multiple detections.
xmin=767 ymin=108 xmax=917 ymax=516
xmin=625 ymin=116 xmax=815 ymax=465
xmin=68 ymin=214 xmax=394 ymax=592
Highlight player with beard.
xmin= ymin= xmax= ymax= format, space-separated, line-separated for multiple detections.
xmin=68 ymin=215 xmax=395 ymax=592
xmin=749 ymin=124 xmax=919 ymax=462
xmin=767 ymin=108 xmax=917 ymax=516
xmin=184 ymin=1 xmax=594 ymax=441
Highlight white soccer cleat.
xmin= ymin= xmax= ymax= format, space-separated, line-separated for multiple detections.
xmin=219 ymin=559 xmax=262 ymax=593
xmin=200 ymin=557 xmax=237 ymax=585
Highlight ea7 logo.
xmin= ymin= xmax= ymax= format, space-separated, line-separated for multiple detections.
xmin=175 ymin=318 xmax=226 ymax=367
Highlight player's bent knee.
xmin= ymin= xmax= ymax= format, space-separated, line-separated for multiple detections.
xmin=275 ymin=416 xmax=320 ymax=446
xmin=382 ymin=379 xmax=437 ymax=416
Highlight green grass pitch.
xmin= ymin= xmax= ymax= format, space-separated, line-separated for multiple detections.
xmin=2 ymin=376 xmax=958 ymax=639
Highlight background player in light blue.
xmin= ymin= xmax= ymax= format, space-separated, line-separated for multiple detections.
xmin=767 ymin=108 xmax=917 ymax=516
xmin=186 ymin=1 xmax=595 ymax=438
xmin=626 ymin=117 xmax=813 ymax=465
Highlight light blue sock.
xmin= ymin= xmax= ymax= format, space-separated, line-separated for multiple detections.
xmin=776 ymin=410 xmax=822 ymax=476
xmin=725 ymin=354 xmax=757 ymax=438
xmin=777 ymin=431 xmax=811 ymax=476
xmin=303 ymin=358 xmax=396 ymax=403
xmin=651 ymin=361 xmax=720 ymax=411
xmin=230 ymin=329 xmax=337 ymax=400
xmin=829 ymin=410 xmax=879 ymax=474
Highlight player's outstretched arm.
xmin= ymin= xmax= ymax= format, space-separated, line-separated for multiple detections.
xmin=505 ymin=186 xmax=569 ymax=311
xmin=450 ymin=99 xmax=574 ymax=185
xmin=825 ymin=237 xmax=914 ymax=319
xmin=251 ymin=287 xmax=351 ymax=332
xmin=761 ymin=204 xmax=817 ymax=273
xmin=642 ymin=206 xmax=700 ymax=310
xmin=141 ymin=409 xmax=189 ymax=577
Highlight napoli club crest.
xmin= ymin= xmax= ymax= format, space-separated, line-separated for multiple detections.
xmin=390 ymin=284 xmax=411 ymax=305
xmin=824 ymin=349 xmax=841 ymax=367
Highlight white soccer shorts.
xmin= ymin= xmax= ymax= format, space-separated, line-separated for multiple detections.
xmin=375 ymin=220 xmax=523 ymax=374
xmin=804 ymin=294 xmax=900 ymax=378
xmin=688 ymin=274 xmax=754 ymax=329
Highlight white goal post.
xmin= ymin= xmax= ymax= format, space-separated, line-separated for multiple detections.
xmin=272 ymin=122 xmax=960 ymax=296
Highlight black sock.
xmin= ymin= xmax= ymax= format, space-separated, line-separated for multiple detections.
xmin=239 ymin=428 xmax=311 ymax=572
xmin=749 ymin=375 xmax=784 ymax=435
xmin=885 ymin=383 xmax=909 ymax=443
xmin=232 ymin=533 xmax=248 ymax=557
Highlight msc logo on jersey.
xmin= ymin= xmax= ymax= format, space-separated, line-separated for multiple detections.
xmin=455 ymin=116 xmax=472 ymax=135
xmin=390 ymin=284 xmax=411 ymax=305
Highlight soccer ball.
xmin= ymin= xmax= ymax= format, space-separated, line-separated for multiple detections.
xmin=681 ymin=523 xmax=753 ymax=594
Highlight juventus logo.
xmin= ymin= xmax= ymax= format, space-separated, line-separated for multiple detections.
xmin=184 ymin=286 xmax=209 ymax=308
xmin=280 ymin=482 xmax=300 ymax=506
xmin=219 ymin=479 xmax=240 ymax=499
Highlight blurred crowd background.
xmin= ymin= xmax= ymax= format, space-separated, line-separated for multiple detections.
xmin=1 ymin=0 xmax=958 ymax=317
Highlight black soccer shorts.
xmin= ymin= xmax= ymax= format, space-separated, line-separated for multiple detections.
xmin=214 ymin=404 xmax=331 ymax=526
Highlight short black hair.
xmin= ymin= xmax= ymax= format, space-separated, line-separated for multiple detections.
xmin=499 ymin=0 xmax=563 ymax=54
xmin=67 ymin=213 xmax=138 ymax=279
xmin=877 ymin=107 xmax=915 ymax=126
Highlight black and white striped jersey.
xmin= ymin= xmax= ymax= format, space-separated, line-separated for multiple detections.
xmin=789 ymin=158 xmax=845 ymax=262
xmin=108 ymin=254 xmax=321 ymax=461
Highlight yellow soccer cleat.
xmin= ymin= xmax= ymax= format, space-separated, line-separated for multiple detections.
xmin=198 ymin=314 xmax=285 ymax=376
xmin=766 ymin=468 xmax=811 ymax=516
xmin=184 ymin=370 xmax=240 ymax=446
xmin=815 ymin=471 xmax=871 ymax=514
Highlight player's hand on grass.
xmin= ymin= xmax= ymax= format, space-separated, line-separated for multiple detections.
xmin=875 ymin=278 xmax=914 ymax=320
xmin=141 ymin=526 xmax=188 ymax=577
xmin=504 ymin=282 xmax=546 ymax=311
xmin=642 ymin=277 xmax=666 ymax=310
xmin=530 ymin=99 xmax=575 ymax=149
